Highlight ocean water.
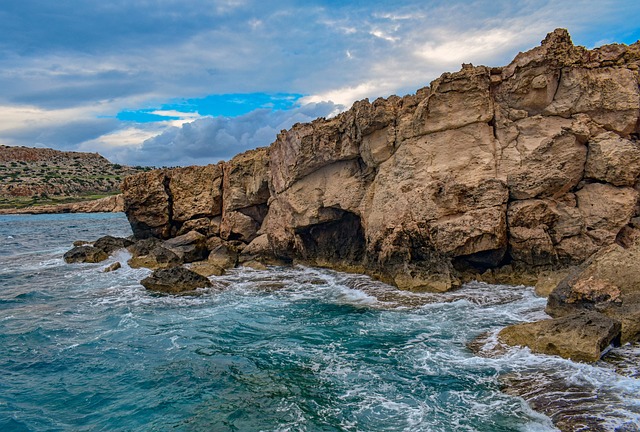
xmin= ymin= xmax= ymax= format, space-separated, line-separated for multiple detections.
xmin=1 ymin=213 xmax=639 ymax=432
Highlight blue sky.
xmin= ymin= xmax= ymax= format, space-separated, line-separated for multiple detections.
xmin=0 ymin=0 xmax=638 ymax=166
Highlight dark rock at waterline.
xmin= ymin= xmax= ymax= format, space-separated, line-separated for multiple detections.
xmin=128 ymin=245 xmax=181 ymax=269
xmin=163 ymin=230 xmax=208 ymax=263
xmin=498 ymin=311 xmax=621 ymax=362
xmin=103 ymin=262 xmax=121 ymax=272
xmin=140 ymin=266 xmax=212 ymax=294
xmin=93 ymin=235 xmax=133 ymax=254
xmin=63 ymin=246 xmax=109 ymax=264
xmin=500 ymin=368 xmax=639 ymax=432
xmin=65 ymin=235 xmax=132 ymax=264
xmin=127 ymin=237 xmax=163 ymax=257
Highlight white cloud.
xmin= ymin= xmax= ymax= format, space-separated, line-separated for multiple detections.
xmin=370 ymin=29 xmax=399 ymax=42
xmin=111 ymin=102 xmax=340 ymax=166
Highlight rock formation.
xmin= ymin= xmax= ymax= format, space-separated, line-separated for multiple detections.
xmin=121 ymin=29 xmax=640 ymax=302
xmin=0 ymin=194 xmax=125 ymax=214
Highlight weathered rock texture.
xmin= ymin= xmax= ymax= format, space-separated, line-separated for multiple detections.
xmin=121 ymin=29 xmax=640 ymax=293
xmin=498 ymin=311 xmax=621 ymax=362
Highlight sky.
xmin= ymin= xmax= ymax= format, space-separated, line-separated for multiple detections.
xmin=0 ymin=1 xmax=639 ymax=167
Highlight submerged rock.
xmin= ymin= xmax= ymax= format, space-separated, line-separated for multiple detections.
xmin=140 ymin=267 xmax=213 ymax=294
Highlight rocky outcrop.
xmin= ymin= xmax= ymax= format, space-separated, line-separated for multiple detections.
xmin=498 ymin=311 xmax=621 ymax=362
xmin=546 ymin=239 xmax=640 ymax=344
xmin=120 ymin=29 xmax=640 ymax=293
xmin=0 ymin=194 xmax=125 ymax=214
xmin=63 ymin=235 xmax=132 ymax=264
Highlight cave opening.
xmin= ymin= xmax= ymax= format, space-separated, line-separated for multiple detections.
xmin=294 ymin=209 xmax=366 ymax=266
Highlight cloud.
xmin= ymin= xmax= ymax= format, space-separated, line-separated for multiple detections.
xmin=108 ymin=101 xmax=340 ymax=166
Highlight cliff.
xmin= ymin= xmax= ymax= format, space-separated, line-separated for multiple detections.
xmin=122 ymin=29 xmax=640 ymax=293
xmin=0 ymin=194 xmax=124 ymax=215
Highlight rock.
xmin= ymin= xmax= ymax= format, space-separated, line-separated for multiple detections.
xmin=206 ymin=242 xmax=238 ymax=270
xmin=189 ymin=262 xmax=225 ymax=277
xmin=140 ymin=267 xmax=212 ymax=294
xmin=504 ymin=116 xmax=587 ymax=200
xmin=534 ymin=268 xmax=574 ymax=297
xmin=547 ymin=241 xmax=640 ymax=343
xmin=242 ymin=260 xmax=268 ymax=271
xmin=128 ymin=245 xmax=181 ymax=269
xmin=163 ymin=230 xmax=208 ymax=263
xmin=543 ymin=67 xmax=640 ymax=136
xmin=103 ymin=262 xmax=121 ymax=272
xmin=175 ymin=217 xmax=212 ymax=236
xmin=220 ymin=148 xmax=271 ymax=243
xmin=239 ymin=234 xmax=283 ymax=265
xmin=122 ymin=170 xmax=171 ymax=239
xmin=0 ymin=194 xmax=125 ymax=215
xmin=127 ymin=238 xmax=163 ymax=257
xmin=575 ymin=183 xmax=638 ymax=246
xmin=93 ymin=235 xmax=133 ymax=254
xmin=169 ymin=164 xmax=223 ymax=222
xmin=498 ymin=311 xmax=621 ymax=362
xmin=73 ymin=240 xmax=91 ymax=247
xmin=63 ymin=246 xmax=108 ymax=264
xmin=585 ymin=132 xmax=640 ymax=186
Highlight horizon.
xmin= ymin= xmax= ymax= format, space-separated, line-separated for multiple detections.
xmin=0 ymin=0 xmax=639 ymax=167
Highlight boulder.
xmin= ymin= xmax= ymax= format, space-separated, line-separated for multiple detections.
xmin=63 ymin=246 xmax=109 ymax=264
xmin=547 ymin=241 xmax=640 ymax=343
xmin=163 ymin=230 xmax=208 ymax=263
xmin=498 ymin=311 xmax=621 ymax=362
xmin=93 ymin=235 xmax=133 ymax=254
xmin=103 ymin=262 xmax=121 ymax=273
xmin=140 ymin=267 xmax=212 ymax=294
xmin=127 ymin=238 xmax=162 ymax=256
xmin=128 ymin=245 xmax=181 ymax=270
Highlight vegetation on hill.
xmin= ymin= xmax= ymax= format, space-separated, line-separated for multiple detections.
xmin=0 ymin=145 xmax=151 ymax=209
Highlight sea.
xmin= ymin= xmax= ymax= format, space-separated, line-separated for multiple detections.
xmin=1 ymin=213 xmax=639 ymax=432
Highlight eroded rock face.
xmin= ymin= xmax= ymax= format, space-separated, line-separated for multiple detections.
xmin=121 ymin=29 xmax=640 ymax=292
xmin=123 ymin=170 xmax=171 ymax=239
xmin=547 ymin=240 xmax=640 ymax=344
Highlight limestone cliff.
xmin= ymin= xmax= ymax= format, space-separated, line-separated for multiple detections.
xmin=122 ymin=29 xmax=640 ymax=292
xmin=0 ymin=194 xmax=124 ymax=214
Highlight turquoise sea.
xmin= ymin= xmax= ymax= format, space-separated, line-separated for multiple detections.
xmin=1 ymin=213 xmax=639 ymax=431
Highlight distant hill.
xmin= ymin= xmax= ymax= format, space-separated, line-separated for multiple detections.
xmin=0 ymin=145 xmax=150 ymax=209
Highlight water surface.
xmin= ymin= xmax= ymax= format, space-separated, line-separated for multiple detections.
xmin=1 ymin=213 xmax=639 ymax=431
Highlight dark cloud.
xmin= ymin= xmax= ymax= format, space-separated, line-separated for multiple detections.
xmin=113 ymin=102 xmax=340 ymax=166
xmin=2 ymin=118 xmax=121 ymax=151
